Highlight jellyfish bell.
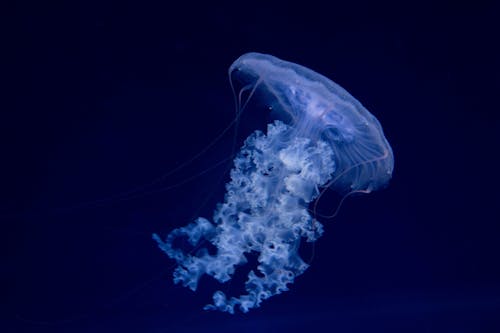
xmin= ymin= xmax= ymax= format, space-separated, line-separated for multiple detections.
xmin=229 ymin=52 xmax=394 ymax=194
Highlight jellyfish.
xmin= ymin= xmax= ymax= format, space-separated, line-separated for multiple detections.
xmin=153 ymin=52 xmax=394 ymax=313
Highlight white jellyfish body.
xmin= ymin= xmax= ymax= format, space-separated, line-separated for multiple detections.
xmin=153 ymin=53 xmax=394 ymax=313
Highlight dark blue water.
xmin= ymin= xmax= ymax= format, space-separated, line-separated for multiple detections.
xmin=4 ymin=1 xmax=499 ymax=332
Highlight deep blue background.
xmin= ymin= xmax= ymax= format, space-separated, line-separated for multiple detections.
xmin=4 ymin=1 xmax=499 ymax=332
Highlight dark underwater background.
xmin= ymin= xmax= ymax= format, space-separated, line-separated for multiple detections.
xmin=4 ymin=1 xmax=499 ymax=332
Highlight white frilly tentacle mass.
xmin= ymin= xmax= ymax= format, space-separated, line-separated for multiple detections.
xmin=153 ymin=121 xmax=335 ymax=313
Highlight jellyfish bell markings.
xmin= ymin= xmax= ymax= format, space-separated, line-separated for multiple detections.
xmin=153 ymin=53 xmax=394 ymax=313
xmin=229 ymin=52 xmax=394 ymax=194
